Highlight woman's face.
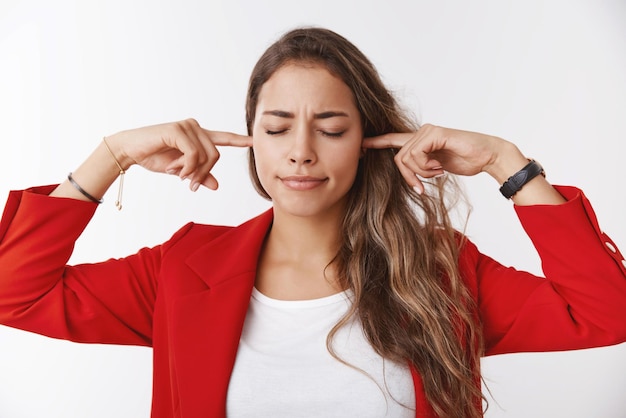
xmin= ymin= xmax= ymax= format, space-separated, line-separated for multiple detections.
xmin=252 ymin=62 xmax=363 ymax=219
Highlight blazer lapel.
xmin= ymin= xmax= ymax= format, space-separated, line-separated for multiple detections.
xmin=170 ymin=209 xmax=273 ymax=417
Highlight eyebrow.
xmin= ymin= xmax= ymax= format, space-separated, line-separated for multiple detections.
xmin=261 ymin=110 xmax=349 ymax=119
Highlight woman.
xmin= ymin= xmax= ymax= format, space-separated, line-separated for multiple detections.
xmin=1 ymin=27 xmax=625 ymax=418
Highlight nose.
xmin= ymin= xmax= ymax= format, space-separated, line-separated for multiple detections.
xmin=288 ymin=129 xmax=316 ymax=165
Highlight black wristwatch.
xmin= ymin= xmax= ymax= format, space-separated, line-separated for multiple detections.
xmin=499 ymin=159 xmax=545 ymax=199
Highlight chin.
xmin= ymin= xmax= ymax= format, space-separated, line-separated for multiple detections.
xmin=271 ymin=197 xmax=346 ymax=220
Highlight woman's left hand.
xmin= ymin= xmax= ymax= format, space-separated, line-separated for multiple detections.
xmin=362 ymin=124 xmax=524 ymax=193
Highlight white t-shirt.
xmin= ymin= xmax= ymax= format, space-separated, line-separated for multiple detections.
xmin=226 ymin=288 xmax=416 ymax=417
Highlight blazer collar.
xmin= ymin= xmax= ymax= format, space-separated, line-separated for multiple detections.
xmin=171 ymin=209 xmax=274 ymax=417
xmin=185 ymin=208 xmax=274 ymax=288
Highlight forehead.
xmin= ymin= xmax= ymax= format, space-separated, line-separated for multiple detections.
xmin=257 ymin=63 xmax=357 ymax=112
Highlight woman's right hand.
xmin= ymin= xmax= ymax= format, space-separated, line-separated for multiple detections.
xmin=108 ymin=118 xmax=252 ymax=191
xmin=50 ymin=119 xmax=252 ymax=204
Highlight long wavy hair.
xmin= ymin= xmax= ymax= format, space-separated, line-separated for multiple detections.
xmin=245 ymin=27 xmax=485 ymax=418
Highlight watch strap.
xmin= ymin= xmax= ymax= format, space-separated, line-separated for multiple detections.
xmin=499 ymin=159 xmax=545 ymax=199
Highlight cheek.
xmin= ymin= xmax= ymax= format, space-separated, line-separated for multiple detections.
xmin=252 ymin=142 xmax=276 ymax=192
xmin=334 ymin=141 xmax=363 ymax=170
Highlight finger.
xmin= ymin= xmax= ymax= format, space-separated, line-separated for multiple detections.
xmin=165 ymin=154 xmax=190 ymax=178
xmin=165 ymin=165 xmax=182 ymax=176
xmin=394 ymin=146 xmax=444 ymax=192
xmin=399 ymin=148 xmax=444 ymax=176
xmin=188 ymin=173 xmax=219 ymax=192
xmin=394 ymin=152 xmax=423 ymax=188
xmin=204 ymin=130 xmax=253 ymax=148
xmin=169 ymin=124 xmax=209 ymax=180
xmin=201 ymin=173 xmax=219 ymax=191
xmin=362 ymin=133 xmax=413 ymax=149
xmin=413 ymin=177 xmax=425 ymax=195
xmin=397 ymin=162 xmax=425 ymax=195
xmin=177 ymin=149 xmax=207 ymax=180
xmin=186 ymin=154 xmax=219 ymax=191
xmin=176 ymin=123 xmax=227 ymax=181
xmin=184 ymin=128 xmax=221 ymax=183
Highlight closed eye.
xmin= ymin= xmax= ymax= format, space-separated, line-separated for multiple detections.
xmin=321 ymin=130 xmax=346 ymax=138
xmin=265 ymin=129 xmax=345 ymax=137
xmin=266 ymin=129 xmax=288 ymax=136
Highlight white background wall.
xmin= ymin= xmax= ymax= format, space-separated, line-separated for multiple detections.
xmin=1 ymin=0 xmax=625 ymax=417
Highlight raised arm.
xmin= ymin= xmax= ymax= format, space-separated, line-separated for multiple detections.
xmin=363 ymin=124 xmax=626 ymax=353
xmin=362 ymin=123 xmax=565 ymax=206
xmin=0 ymin=119 xmax=252 ymax=345
xmin=51 ymin=118 xmax=252 ymax=203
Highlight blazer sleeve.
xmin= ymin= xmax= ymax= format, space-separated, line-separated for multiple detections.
xmin=0 ymin=185 xmax=191 ymax=347
xmin=464 ymin=186 xmax=626 ymax=356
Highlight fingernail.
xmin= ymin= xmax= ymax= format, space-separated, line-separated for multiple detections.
xmin=413 ymin=185 xmax=423 ymax=195
xmin=191 ymin=181 xmax=200 ymax=192
xmin=166 ymin=169 xmax=176 ymax=175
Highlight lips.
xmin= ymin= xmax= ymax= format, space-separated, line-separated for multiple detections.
xmin=280 ymin=175 xmax=327 ymax=191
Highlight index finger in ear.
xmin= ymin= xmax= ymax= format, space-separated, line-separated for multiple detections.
xmin=362 ymin=133 xmax=413 ymax=149
xmin=204 ymin=130 xmax=253 ymax=147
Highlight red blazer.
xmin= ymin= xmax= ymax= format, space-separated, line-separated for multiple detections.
xmin=1 ymin=185 xmax=625 ymax=418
